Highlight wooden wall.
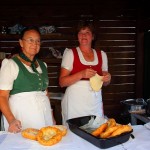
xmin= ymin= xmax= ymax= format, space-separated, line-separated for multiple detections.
xmin=0 ymin=0 xmax=146 ymax=122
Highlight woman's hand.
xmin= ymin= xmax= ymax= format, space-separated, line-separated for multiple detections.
xmin=102 ymin=71 xmax=111 ymax=86
xmin=59 ymin=67 xmax=97 ymax=87
xmin=81 ymin=68 xmax=97 ymax=79
xmin=8 ymin=119 xmax=22 ymax=133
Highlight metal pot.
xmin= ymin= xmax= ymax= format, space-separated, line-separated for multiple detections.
xmin=146 ymin=98 xmax=150 ymax=115
xmin=120 ymin=98 xmax=147 ymax=113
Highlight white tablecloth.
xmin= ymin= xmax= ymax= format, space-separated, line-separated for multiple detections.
xmin=0 ymin=125 xmax=150 ymax=150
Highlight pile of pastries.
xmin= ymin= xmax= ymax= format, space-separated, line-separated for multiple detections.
xmin=21 ymin=125 xmax=67 ymax=146
xmin=91 ymin=118 xmax=132 ymax=138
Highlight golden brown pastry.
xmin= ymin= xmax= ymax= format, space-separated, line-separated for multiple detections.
xmin=108 ymin=125 xmax=132 ymax=138
xmin=106 ymin=118 xmax=116 ymax=128
xmin=53 ymin=125 xmax=67 ymax=136
xmin=90 ymin=118 xmax=132 ymax=139
xmin=100 ymin=125 xmax=121 ymax=138
xmin=37 ymin=126 xmax=62 ymax=146
xmin=92 ymin=123 xmax=108 ymax=137
xmin=21 ymin=128 xmax=39 ymax=141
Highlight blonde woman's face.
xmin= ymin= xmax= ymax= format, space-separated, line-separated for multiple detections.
xmin=78 ymin=27 xmax=93 ymax=46
xmin=19 ymin=30 xmax=41 ymax=58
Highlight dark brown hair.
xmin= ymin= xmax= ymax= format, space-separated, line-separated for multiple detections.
xmin=20 ymin=26 xmax=41 ymax=39
xmin=76 ymin=20 xmax=95 ymax=35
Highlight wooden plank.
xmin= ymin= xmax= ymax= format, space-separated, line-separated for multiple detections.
xmin=102 ymin=84 xmax=135 ymax=93
xmin=0 ymin=40 xmax=78 ymax=47
xmin=97 ymin=20 xmax=136 ymax=27
xmin=98 ymin=27 xmax=136 ymax=33
xmin=108 ymin=58 xmax=135 ymax=64
xmin=97 ymin=34 xmax=136 ymax=40
xmin=110 ymin=71 xmax=135 ymax=76
xmin=49 ymin=78 xmax=59 ymax=86
xmin=96 ymin=47 xmax=136 ymax=52
xmin=95 ymin=40 xmax=135 ymax=47
xmin=107 ymin=52 xmax=135 ymax=58
xmin=44 ymin=58 xmax=62 ymax=63
xmin=48 ymin=86 xmax=64 ymax=93
xmin=56 ymin=27 xmax=137 ymax=35
xmin=0 ymin=33 xmax=76 ymax=40
xmin=109 ymin=65 xmax=135 ymax=72
xmin=111 ymin=75 xmax=135 ymax=84
xmin=40 ymin=41 xmax=78 ymax=47
xmin=102 ymin=92 xmax=135 ymax=101
xmin=41 ymin=34 xmax=77 ymax=40
xmin=48 ymin=66 xmax=60 ymax=71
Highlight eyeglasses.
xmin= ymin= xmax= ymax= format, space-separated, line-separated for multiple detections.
xmin=22 ymin=38 xmax=41 ymax=45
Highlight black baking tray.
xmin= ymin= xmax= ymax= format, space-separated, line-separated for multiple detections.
xmin=67 ymin=115 xmax=133 ymax=149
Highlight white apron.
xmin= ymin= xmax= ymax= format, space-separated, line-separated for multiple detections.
xmin=2 ymin=91 xmax=53 ymax=131
xmin=61 ymin=80 xmax=104 ymax=125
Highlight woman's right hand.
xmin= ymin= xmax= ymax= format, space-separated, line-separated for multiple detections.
xmin=8 ymin=119 xmax=22 ymax=133
xmin=81 ymin=68 xmax=97 ymax=79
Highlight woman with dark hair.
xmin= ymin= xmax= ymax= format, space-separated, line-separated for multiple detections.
xmin=0 ymin=26 xmax=55 ymax=133
xmin=59 ymin=21 xmax=111 ymax=125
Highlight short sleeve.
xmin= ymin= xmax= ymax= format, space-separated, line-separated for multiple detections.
xmin=61 ymin=48 xmax=74 ymax=71
xmin=43 ymin=62 xmax=47 ymax=68
xmin=101 ymin=51 xmax=108 ymax=71
xmin=0 ymin=59 xmax=19 ymax=90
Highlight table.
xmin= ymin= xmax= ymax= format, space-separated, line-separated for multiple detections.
xmin=0 ymin=125 xmax=150 ymax=150
xmin=131 ymin=113 xmax=150 ymax=125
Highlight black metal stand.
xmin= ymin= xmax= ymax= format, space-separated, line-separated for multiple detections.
xmin=131 ymin=113 xmax=150 ymax=125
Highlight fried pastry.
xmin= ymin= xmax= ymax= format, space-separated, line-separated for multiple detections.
xmin=92 ymin=123 xmax=108 ymax=136
xmin=53 ymin=125 xmax=67 ymax=136
xmin=108 ymin=125 xmax=132 ymax=138
xmin=21 ymin=128 xmax=39 ymax=141
xmin=100 ymin=125 xmax=121 ymax=138
xmin=37 ymin=126 xmax=62 ymax=146
xmin=106 ymin=118 xmax=116 ymax=128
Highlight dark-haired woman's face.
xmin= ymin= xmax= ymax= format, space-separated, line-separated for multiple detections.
xmin=19 ymin=30 xmax=41 ymax=59
xmin=78 ymin=27 xmax=93 ymax=46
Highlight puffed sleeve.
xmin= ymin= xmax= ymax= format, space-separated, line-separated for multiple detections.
xmin=0 ymin=58 xmax=19 ymax=90
xmin=101 ymin=50 xmax=108 ymax=71
xmin=61 ymin=48 xmax=74 ymax=71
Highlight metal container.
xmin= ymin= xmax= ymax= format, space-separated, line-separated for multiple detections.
xmin=120 ymin=98 xmax=147 ymax=114
xmin=146 ymin=98 xmax=150 ymax=116
xmin=67 ymin=115 xmax=133 ymax=149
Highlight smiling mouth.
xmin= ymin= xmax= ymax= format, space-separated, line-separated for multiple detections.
xmin=81 ymin=38 xmax=87 ymax=41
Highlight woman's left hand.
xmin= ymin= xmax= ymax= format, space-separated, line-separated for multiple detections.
xmin=102 ymin=71 xmax=111 ymax=86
